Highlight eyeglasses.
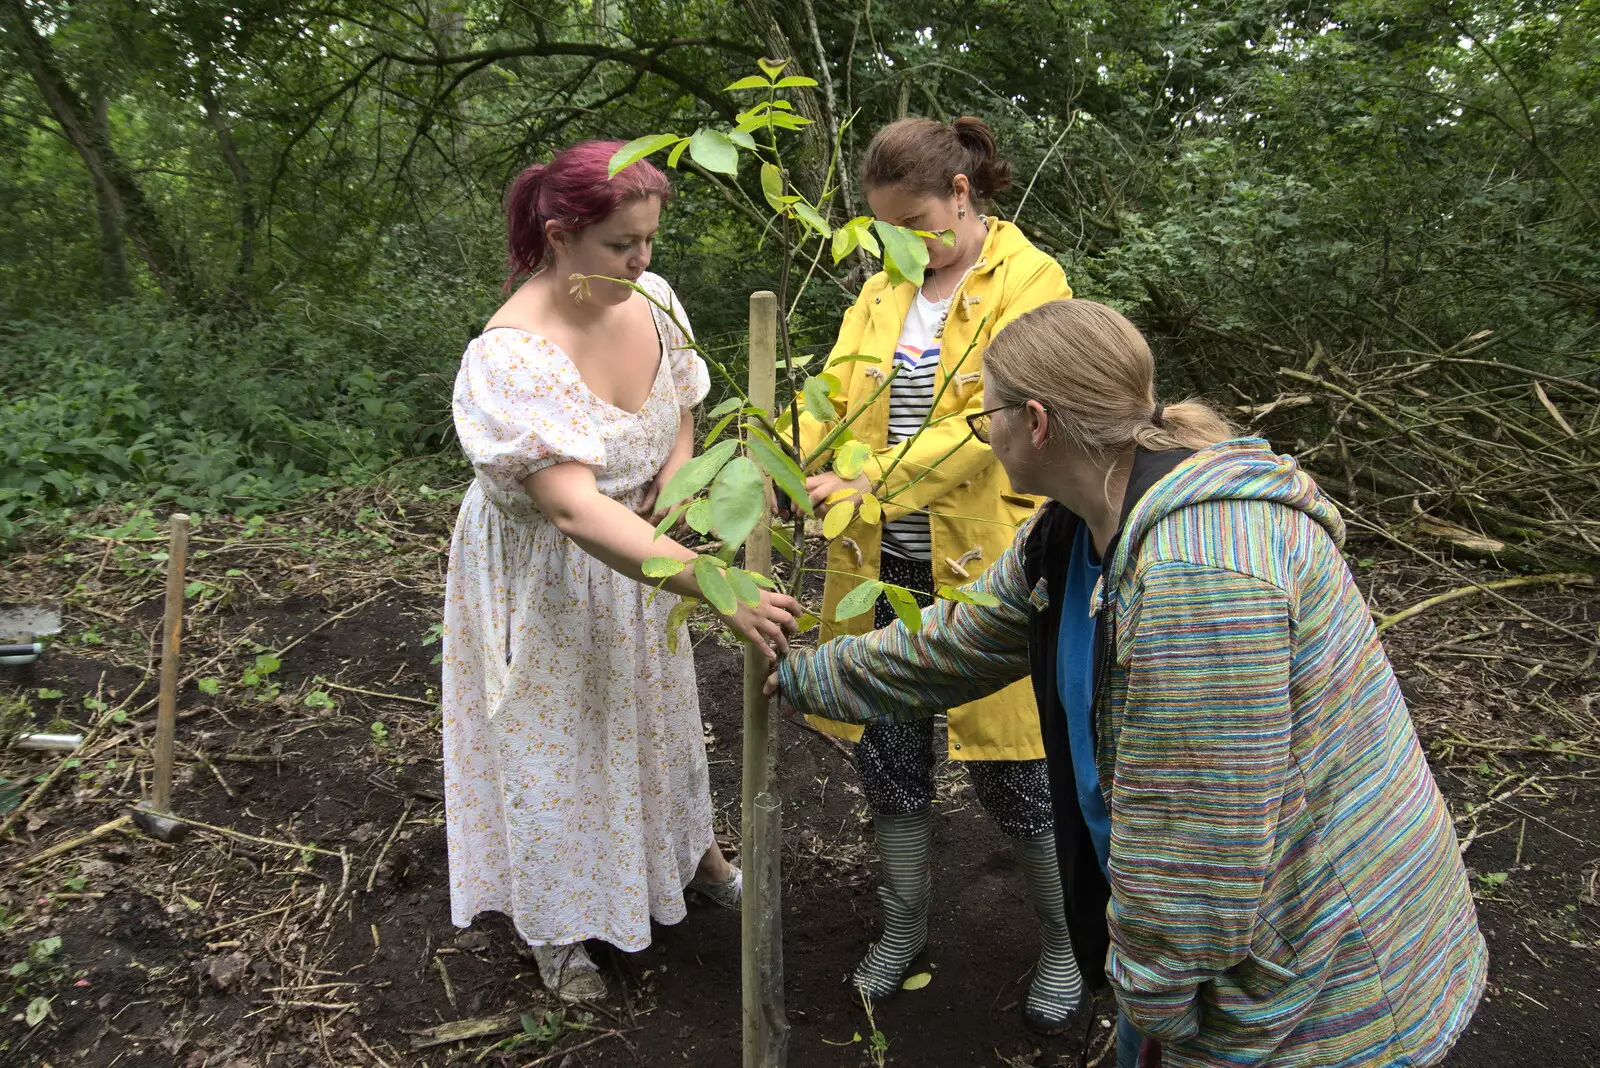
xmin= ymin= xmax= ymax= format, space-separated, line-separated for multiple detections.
xmin=966 ymin=402 xmax=1041 ymax=444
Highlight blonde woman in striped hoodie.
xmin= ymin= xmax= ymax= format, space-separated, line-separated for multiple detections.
xmin=772 ymin=300 xmax=1486 ymax=1067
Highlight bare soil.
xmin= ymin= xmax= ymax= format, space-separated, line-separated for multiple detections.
xmin=1 ymin=490 xmax=1595 ymax=1067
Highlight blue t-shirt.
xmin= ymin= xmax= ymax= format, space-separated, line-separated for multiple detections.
xmin=1057 ymin=521 xmax=1112 ymax=872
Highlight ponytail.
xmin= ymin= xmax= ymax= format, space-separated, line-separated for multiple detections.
xmin=861 ymin=115 xmax=1015 ymax=202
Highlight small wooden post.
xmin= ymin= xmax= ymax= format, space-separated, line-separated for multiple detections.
xmin=151 ymin=513 xmax=189 ymax=814
xmin=741 ymin=292 xmax=788 ymax=1067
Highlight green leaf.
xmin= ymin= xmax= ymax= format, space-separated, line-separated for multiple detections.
xmin=774 ymin=75 xmax=819 ymax=87
xmin=36 ymin=688 xmax=63 ymax=700
xmin=803 ymin=376 xmax=836 ymax=423
xmin=303 ymin=690 xmax=335 ymax=709
xmin=666 ymin=598 xmax=698 ymax=653
xmin=727 ymin=567 xmax=763 ymax=608
xmin=660 ymin=438 xmax=739 ymax=509
xmin=708 ymin=396 xmax=743 ymax=419
xmin=772 ymin=524 xmax=798 ymax=561
xmin=873 ymin=221 xmax=930 ymax=286
xmin=666 ymin=137 xmax=690 ymax=169
xmin=883 ymin=585 xmax=923 ymax=630
xmin=912 ymin=228 xmax=958 ymax=248
xmin=832 ymin=226 xmax=860 ymax=263
xmin=757 ymin=58 xmax=789 ymax=79
xmin=725 ymin=74 xmax=771 ymax=91
xmin=694 ymin=557 xmax=737 ymax=616
xmin=642 ymin=557 xmax=686 ymax=578
xmin=653 ymin=502 xmax=689 ymax=537
xmin=900 ymin=971 xmax=933 ymax=990
xmin=703 ymin=409 xmax=741 ymax=445
xmin=833 ymin=440 xmax=873 ymax=480
xmin=833 ymin=580 xmax=884 ymax=621
xmin=686 ymin=498 xmax=714 ymax=534
xmin=25 ymin=996 xmax=50 ymax=1027
xmin=709 ymin=457 xmax=765 ymax=549
xmin=937 ymin=585 xmax=1001 ymax=607
xmin=608 ymin=134 xmax=682 ymax=177
xmin=760 ymin=162 xmax=786 ymax=214
xmin=746 ymin=435 xmax=812 ymax=516
xmin=197 ymin=678 xmax=220 ymax=695
xmin=254 ymin=654 xmax=281 ymax=675
xmin=728 ymin=129 xmax=758 ymax=151
xmin=184 ymin=580 xmax=205 ymax=599
xmin=792 ymin=199 xmax=832 ymax=237
xmin=33 ymin=936 xmax=60 ymax=958
xmin=825 ymin=353 xmax=881 ymax=368
xmin=8 ymin=962 xmax=27 ymax=977
xmin=689 ymin=128 xmax=740 ymax=176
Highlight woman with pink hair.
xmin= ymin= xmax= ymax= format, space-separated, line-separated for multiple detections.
xmin=442 ymin=141 xmax=800 ymax=1000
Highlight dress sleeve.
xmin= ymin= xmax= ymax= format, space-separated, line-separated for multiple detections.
xmin=452 ymin=332 xmax=605 ymax=497
xmin=645 ymin=273 xmax=710 ymax=408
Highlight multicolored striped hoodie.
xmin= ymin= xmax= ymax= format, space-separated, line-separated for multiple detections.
xmin=778 ymin=439 xmax=1487 ymax=1067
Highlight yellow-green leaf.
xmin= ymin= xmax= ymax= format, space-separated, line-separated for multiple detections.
xmin=937 ymin=584 xmax=1001 ymax=607
xmin=642 ymin=556 xmax=685 ymax=578
xmin=883 ymin=585 xmax=923 ymax=630
xmin=792 ymin=199 xmax=832 ymax=237
xmin=725 ymin=74 xmax=771 ymax=91
xmin=859 ymin=493 xmax=882 ymax=526
xmin=689 ymin=128 xmax=740 ymax=176
xmin=832 ymin=226 xmax=859 ymax=263
xmin=666 ymin=137 xmax=690 ymax=168
xmin=833 ymin=579 xmax=883 ymax=621
xmin=822 ymin=500 xmax=857 ymax=539
xmin=794 ymin=612 xmax=821 ymax=632
xmin=666 ymin=598 xmax=698 ymax=653
xmin=833 ymin=440 xmax=873 ymax=480
xmin=694 ymin=556 xmax=737 ymax=615
xmin=653 ymin=502 xmax=689 ymax=536
xmin=757 ymin=57 xmax=789 ymax=79
xmin=773 ymin=524 xmax=798 ymax=561
xmin=608 ymin=134 xmax=682 ymax=177
xmin=774 ymin=75 xmax=819 ymax=87
xmin=900 ymin=971 xmax=932 ymax=991
xmin=760 ymin=162 xmax=786 ymax=214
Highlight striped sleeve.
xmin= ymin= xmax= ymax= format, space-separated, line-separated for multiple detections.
xmin=775 ymin=527 xmax=1033 ymax=723
xmin=1107 ymin=561 xmax=1293 ymax=1043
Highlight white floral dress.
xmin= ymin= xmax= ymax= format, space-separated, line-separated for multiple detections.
xmin=443 ymin=272 xmax=713 ymax=951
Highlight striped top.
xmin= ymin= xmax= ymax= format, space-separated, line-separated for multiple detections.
xmin=778 ymin=440 xmax=1487 ymax=1067
xmin=880 ymin=291 xmax=949 ymax=560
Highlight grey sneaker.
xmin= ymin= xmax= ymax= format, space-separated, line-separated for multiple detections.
xmin=531 ymin=942 xmax=607 ymax=1003
xmin=688 ymin=865 xmax=743 ymax=910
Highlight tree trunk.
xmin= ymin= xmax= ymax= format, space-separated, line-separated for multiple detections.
xmin=741 ymin=0 xmax=834 ymax=213
xmin=1 ymin=0 xmax=195 ymax=305
xmin=198 ymin=62 xmax=256 ymax=289
xmin=87 ymin=83 xmax=131 ymax=301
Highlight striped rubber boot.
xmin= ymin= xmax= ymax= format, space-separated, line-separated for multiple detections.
xmin=851 ymin=809 xmax=933 ymax=1000
xmin=1015 ymin=832 xmax=1087 ymax=1034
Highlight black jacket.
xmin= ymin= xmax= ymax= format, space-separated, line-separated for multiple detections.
xmin=1020 ymin=446 xmax=1192 ymax=984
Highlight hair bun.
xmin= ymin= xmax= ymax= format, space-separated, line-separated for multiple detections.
xmin=951 ymin=116 xmax=1013 ymax=198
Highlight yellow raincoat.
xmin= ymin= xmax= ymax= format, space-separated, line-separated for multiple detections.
xmin=797 ymin=219 xmax=1071 ymax=760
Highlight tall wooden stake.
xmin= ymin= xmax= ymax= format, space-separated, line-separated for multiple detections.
xmin=741 ymin=292 xmax=788 ymax=1067
xmin=151 ymin=513 xmax=189 ymax=814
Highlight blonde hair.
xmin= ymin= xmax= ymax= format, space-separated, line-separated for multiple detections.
xmin=984 ymin=299 xmax=1235 ymax=454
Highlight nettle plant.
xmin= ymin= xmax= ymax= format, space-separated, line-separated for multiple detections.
xmin=603 ymin=59 xmax=998 ymax=637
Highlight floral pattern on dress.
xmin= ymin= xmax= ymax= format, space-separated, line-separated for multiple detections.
xmin=442 ymin=272 xmax=713 ymax=950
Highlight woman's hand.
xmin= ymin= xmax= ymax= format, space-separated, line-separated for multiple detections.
xmin=721 ymin=589 xmax=803 ymax=660
xmin=806 ymin=472 xmax=871 ymax=516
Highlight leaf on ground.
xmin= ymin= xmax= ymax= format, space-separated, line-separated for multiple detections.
xmin=901 ymin=971 xmax=932 ymax=990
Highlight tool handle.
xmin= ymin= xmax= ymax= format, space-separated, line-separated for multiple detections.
xmin=152 ymin=514 xmax=189 ymax=813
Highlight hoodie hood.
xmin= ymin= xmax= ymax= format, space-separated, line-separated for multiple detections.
xmin=1108 ymin=437 xmax=1345 ymax=588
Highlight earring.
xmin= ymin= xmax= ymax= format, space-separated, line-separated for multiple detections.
xmin=958 ymin=206 xmax=967 ymax=218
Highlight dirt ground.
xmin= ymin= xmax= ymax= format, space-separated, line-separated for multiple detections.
xmin=1 ymin=489 xmax=1596 ymax=1067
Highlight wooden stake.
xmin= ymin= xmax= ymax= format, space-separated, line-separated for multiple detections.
xmin=152 ymin=513 xmax=189 ymax=814
xmin=741 ymin=291 xmax=788 ymax=1067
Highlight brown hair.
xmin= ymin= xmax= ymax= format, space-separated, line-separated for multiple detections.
xmin=860 ymin=116 xmax=1014 ymax=201
xmin=984 ymin=299 xmax=1236 ymax=454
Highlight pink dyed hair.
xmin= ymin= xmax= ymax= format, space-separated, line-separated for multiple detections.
xmin=504 ymin=140 xmax=673 ymax=287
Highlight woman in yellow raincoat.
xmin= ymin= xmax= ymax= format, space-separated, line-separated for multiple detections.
xmin=793 ymin=116 xmax=1082 ymax=1034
